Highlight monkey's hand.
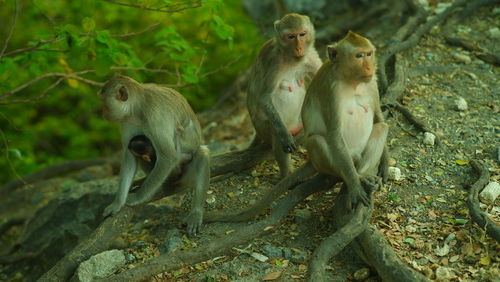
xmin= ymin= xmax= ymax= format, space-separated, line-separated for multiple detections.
xmin=103 ymin=201 xmax=123 ymax=217
xmin=347 ymin=180 xmax=371 ymax=210
xmin=360 ymin=174 xmax=382 ymax=193
xmin=280 ymin=131 xmax=298 ymax=153
xmin=184 ymin=209 xmax=203 ymax=236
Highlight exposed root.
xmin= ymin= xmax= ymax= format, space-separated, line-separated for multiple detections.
xmin=205 ymin=161 xmax=316 ymax=223
xmin=37 ymin=206 xmax=135 ymax=282
xmin=468 ymin=160 xmax=500 ymax=243
xmin=100 ymin=175 xmax=333 ymax=281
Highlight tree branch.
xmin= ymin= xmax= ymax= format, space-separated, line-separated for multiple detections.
xmin=102 ymin=0 xmax=202 ymax=13
xmin=0 ymin=0 xmax=20 ymax=60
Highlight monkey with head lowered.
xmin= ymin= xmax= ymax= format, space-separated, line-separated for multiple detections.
xmin=100 ymin=75 xmax=210 ymax=235
xmin=247 ymin=13 xmax=322 ymax=179
xmin=301 ymin=31 xmax=388 ymax=209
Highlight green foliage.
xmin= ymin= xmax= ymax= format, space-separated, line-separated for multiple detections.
xmin=0 ymin=0 xmax=261 ymax=184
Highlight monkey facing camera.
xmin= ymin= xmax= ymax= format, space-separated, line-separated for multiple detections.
xmin=99 ymin=74 xmax=210 ymax=235
xmin=301 ymin=31 xmax=389 ymax=209
xmin=247 ymin=13 xmax=322 ymax=179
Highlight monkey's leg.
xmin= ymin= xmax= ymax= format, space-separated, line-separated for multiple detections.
xmin=305 ymin=134 xmax=369 ymax=209
xmin=179 ymin=145 xmax=210 ymax=235
xmin=272 ymin=133 xmax=293 ymax=179
xmin=357 ymin=123 xmax=388 ymax=175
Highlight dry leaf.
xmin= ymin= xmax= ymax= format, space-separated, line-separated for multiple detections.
xmin=264 ymin=226 xmax=275 ymax=231
xmin=262 ymin=271 xmax=283 ymax=281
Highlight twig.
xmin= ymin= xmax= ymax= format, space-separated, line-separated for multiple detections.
xmin=2 ymin=37 xmax=63 ymax=58
xmin=0 ymin=0 xmax=20 ymax=60
xmin=0 ymin=127 xmax=24 ymax=187
xmin=110 ymin=66 xmax=175 ymax=76
xmin=102 ymin=0 xmax=202 ymax=13
xmin=468 ymin=160 xmax=500 ymax=243
xmin=0 ymin=70 xmax=102 ymax=102
xmin=114 ymin=22 xmax=162 ymax=38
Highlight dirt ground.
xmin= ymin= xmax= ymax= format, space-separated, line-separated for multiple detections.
xmin=112 ymin=5 xmax=499 ymax=282
xmin=0 ymin=3 xmax=498 ymax=282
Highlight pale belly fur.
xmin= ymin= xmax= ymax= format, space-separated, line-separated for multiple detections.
xmin=342 ymin=95 xmax=373 ymax=159
xmin=272 ymin=77 xmax=306 ymax=134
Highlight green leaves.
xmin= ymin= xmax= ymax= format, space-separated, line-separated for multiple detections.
xmin=82 ymin=17 xmax=96 ymax=32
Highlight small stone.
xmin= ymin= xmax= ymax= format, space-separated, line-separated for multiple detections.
xmin=72 ymin=250 xmax=126 ymax=282
xmin=294 ymin=209 xmax=311 ymax=224
xmin=479 ymin=182 xmax=500 ymax=204
xmin=262 ymin=244 xmax=283 ymax=258
xmin=455 ymin=97 xmax=468 ymax=111
xmin=423 ymin=132 xmax=436 ymax=146
xmin=353 ymin=268 xmax=370 ymax=281
xmin=282 ymin=248 xmax=293 ymax=260
xmin=388 ymin=166 xmax=404 ymax=181
xmin=290 ymin=248 xmax=308 ymax=264
xmin=159 ymin=237 xmax=183 ymax=254
xmin=451 ymin=52 xmax=471 ymax=64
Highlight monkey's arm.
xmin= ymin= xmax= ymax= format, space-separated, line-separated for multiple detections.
xmin=373 ymin=100 xmax=389 ymax=182
xmin=126 ymin=138 xmax=178 ymax=205
xmin=306 ymin=50 xmax=322 ymax=77
xmin=259 ymin=80 xmax=298 ymax=153
xmin=103 ymin=150 xmax=138 ymax=216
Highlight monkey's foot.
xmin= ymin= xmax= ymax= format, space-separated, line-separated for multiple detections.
xmin=103 ymin=202 xmax=122 ymax=217
xmin=184 ymin=209 xmax=203 ymax=236
xmin=360 ymin=174 xmax=382 ymax=193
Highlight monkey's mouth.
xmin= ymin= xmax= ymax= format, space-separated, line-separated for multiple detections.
xmin=361 ymin=75 xmax=373 ymax=81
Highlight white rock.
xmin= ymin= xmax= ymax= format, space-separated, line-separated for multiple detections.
xmin=72 ymin=250 xmax=126 ymax=282
xmin=423 ymin=132 xmax=436 ymax=146
xmin=451 ymin=52 xmax=471 ymax=64
xmin=489 ymin=27 xmax=500 ymax=39
xmin=388 ymin=166 xmax=404 ymax=181
xmin=455 ymin=97 xmax=468 ymax=111
xmin=479 ymin=182 xmax=500 ymax=204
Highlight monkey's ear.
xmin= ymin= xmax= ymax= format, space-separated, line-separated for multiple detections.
xmin=116 ymin=86 xmax=128 ymax=101
xmin=274 ymin=20 xmax=281 ymax=34
xmin=327 ymin=45 xmax=337 ymax=61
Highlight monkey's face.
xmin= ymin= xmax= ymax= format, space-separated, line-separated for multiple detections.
xmin=284 ymin=29 xmax=309 ymax=58
xmin=352 ymin=47 xmax=376 ymax=82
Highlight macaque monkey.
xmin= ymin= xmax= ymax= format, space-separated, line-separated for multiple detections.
xmin=301 ymin=31 xmax=388 ymax=209
xmin=247 ymin=13 xmax=322 ymax=178
xmin=99 ymin=74 xmax=210 ymax=235
xmin=129 ymin=135 xmax=156 ymax=164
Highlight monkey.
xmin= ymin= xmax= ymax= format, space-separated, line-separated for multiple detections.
xmin=99 ymin=74 xmax=210 ymax=235
xmin=247 ymin=13 xmax=322 ymax=179
xmin=301 ymin=31 xmax=388 ymax=209
xmin=128 ymin=135 xmax=156 ymax=164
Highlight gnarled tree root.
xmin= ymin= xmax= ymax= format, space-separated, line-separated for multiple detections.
xmin=37 ymin=206 xmax=135 ymax=282
xmin=308 ymin=186 xmax=429 ymax=282
xmin=100 ymin=175 xmax=332 ymax=281
xmin=205 ymin=161 xmax=316 ymax=223
xmin=468 ymin=160 xmax=500 ymax=243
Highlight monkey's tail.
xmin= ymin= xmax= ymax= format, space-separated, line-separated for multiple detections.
xmin=204 ymin=162 xmax=316 ymax=223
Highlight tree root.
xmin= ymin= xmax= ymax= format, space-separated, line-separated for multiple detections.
xmin=37 ymin=206 xmax=135 ymax=282
xmin=468 ymin=160 xmax=500 ymax=243
xmin=210 ymin=143 xmax=273 ymax=177
xmin=444 ymin=36 xmax=500 ymax=66
xmin=0 ymin=158 xmax=107 ymax=193
xmin=205 ymin=161 xmax=316 ymax=223
xmin=378 ymin=0 xmax=468 ymax=91
xmin=306 ymin=184 xmax=429 ymax=281
xmin=100 ymin=175 xmax=333 ymax=281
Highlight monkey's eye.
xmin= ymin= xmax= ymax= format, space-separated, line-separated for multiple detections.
xmin=355 ymin=53 xmax=364 ymax=58
xmin=299 ymin=32 xmax=307 ymax=37
xmin=287 ymin=34 xmax=296 ymax=40
xmin=367 ymin=52 xmax=373 ymax=57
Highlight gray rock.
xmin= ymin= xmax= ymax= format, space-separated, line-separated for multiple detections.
xmin=159 ymin=237 xmax=183 ymax=254
xmin=294 ymin=209 xmax=311 ymax=224
xmin=290 ymin=248 xmax=308 ymax=263
xmin=262 ymin=244 xmax=283 ymax=258
xmin=71 ymin=250 xmax=126 ymax=282
xmin=282 ymin=247 xmax=292 ymax=260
